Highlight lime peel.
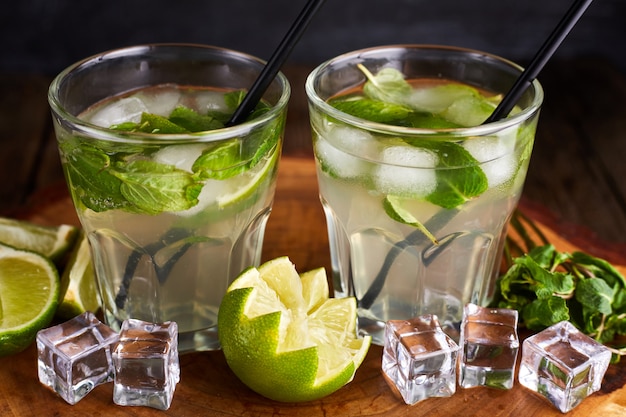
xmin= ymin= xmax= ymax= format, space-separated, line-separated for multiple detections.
xmin=218 ymin=257 xmax=371 ymax=402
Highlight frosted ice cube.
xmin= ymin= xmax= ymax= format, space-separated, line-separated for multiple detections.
xmin=382 ymin=315 xmax=460 ymax=405
xmin=36 ymin=312 xmax=119 ymax=405
xmin=89 ymin=97 xmax=148 ymax=127
xmin=518 ymin=321 xmax=611 ymax=413
xmin=374 ymin=145 xmax=438 ymax=197
xmin=153 ymin=143 xmax=210 ymax=173
xmin=462 ymin=131 xmax=517 ymax=187
xmin=134 ymin=87 xmax=182 ymax=117
xmin=191 ymin=90 xmax=229 ymax=113
xmin=458 ymin=303 xmax=519 ymax=389
xmin=315 ymin=126 xmax=375 ymax=179
xmin=113 ymin=319 xmax=180 ymax=410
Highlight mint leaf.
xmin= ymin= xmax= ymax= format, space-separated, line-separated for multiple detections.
xmin=522 ymin=297 xmax=570 ymax=331
xmin=139 ymin=112 xmax=189 ymax=134
xmin=113 ymin=160 xmax=199 ymax=214
xmin=192 ymin=140 xmax=246 ymax=180
xmin=60 ymin=142 xmax=128 ymax=212
xmin=361 ymin=66 xmax=412 ymax=105
xmin=402 ymin=140 xmax=488 ymax=209
xmin=169 ymin=106 xmax=224 ymax=132
xmin=383 ymin=195 xmax=439 ymax=245
xmin=329 ymin=97 xmax=413 ymax=124
xmin=576 ymin=277 xmax=614 ymax=315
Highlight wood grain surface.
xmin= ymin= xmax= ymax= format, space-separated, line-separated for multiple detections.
xmin=1 ymin=157 xmax=625 ymax=417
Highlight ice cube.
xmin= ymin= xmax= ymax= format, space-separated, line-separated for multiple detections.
xmin=88 ymin=97 xmax=148 ymax=127
xmin=462 ymin=130 xmax=517 ymax=188
xmin=518 ymin=321 xmax=612 ymax=413
xmin=382 ymin=315 xmax=460 ymax=405
xmin=153 ymin=143 xmax=210 ymax=173
xmin=315 ymin=126 xmax=375 ymax=179
xmin=374 ymin=145 xmax=438 ymax=198
xmin=36 ymin=312 xmax=119 ymax=405
xmin=134 ymin=87 xmax=182 ymax=117
xmin=458 ymin=303 xmax=519 ymax=389
xmin=112 ymin=319 xmax=180 ymax=410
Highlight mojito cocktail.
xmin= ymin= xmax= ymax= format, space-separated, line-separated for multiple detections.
xmin=49 ymin=44 xmax=290 ymax=353
xmin=306 ymin=45 xmax=543 ymax=344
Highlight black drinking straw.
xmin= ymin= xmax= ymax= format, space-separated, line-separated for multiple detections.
xmin=361 ymin=0 xmax=595 ymax=311
xmin=226 ymin=0 xmax=327 ymax=126
xmin=483 ymin=0 xmax=594 ymax=123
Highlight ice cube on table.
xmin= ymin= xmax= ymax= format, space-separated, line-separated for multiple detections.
xmin=382 ymin=315 xmax=460 ymax=405
xmin=88 ymin=97 xmax=148 ymax=127
xmin=518 ymin=320 xmax=612 ymax=413
xmin=36 ymin=312 xmax=119 ymax=405
xmin=113 ymin=319 xmax=180 ymax=410
xmin=458 ymin=303 xmax=519 ymax=389
xmin=374 ymin=145 xmax=438 ymax=198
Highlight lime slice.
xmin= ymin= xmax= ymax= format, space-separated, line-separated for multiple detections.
xmin=218 ymin=257 xmax=371 ymax=402
xmin=216 ymin=150 xmax=277 ymax=208
xmin=0 ymin=242 xmax=60 ymax=356
xmin=56 ymin=233 xmax=100 ymax=320
xmin=0 ymin=217 xmax=78 ymax=264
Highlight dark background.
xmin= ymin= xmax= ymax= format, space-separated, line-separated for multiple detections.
xmin=2 ymin=0 xmax=625 ymax=76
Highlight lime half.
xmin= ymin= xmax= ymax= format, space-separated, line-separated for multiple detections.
xmin=218 ymin=257 xmax=371 ymax=402
xmin=0 ymin=217 xmax=78 ymax=264
xmin=0 ymin=243 xmax=60 ymax=356
xmin=56 ymin=233 xmax=100 ymax=320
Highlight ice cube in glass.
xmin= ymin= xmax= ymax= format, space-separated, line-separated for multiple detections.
xmin=458 ymin=303 xmax=519 ymax=389
xmin=112 ymin=319 xmax=179 ymax=410
xmin=382 ymin=315 xmax=460 ymax=405
xmin=36 ymin=311 xmax=119 ymax=405
xmin=518 ymin=320 xmax=611 ymax=413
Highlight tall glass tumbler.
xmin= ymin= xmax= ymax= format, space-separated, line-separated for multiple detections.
xmin=305 ymin=45 xmax=543 ymax=345
xmin=49 ymin=44 xmax=290 ymax=353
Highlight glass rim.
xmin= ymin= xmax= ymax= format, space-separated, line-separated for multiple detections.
xmin=305 ymin=44 xmax=544 ymax=137
xmin=48 ymin=43 xmax=291 ymax=144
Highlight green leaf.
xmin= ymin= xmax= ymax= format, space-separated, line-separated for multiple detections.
xmin=405 ymin=140 xmax=488 ymax=209
xmin=383 ymin=195 xmax=439 ymax=245
xmin=522 ymin=297 xmax=570 ymax=331
xmin=329 ymin=96 xmax=413 ymax=125
xmin=60 ymin=142 xmax=128 ymax=212
xmin=113 ymin=160 xmax=199 ymax=214
xmin=361 ymin=66 xmax=412 ymax=105
xmin=168 ymin=106 xmax=224 ymax=132
xmin=571 ymin=251 xmax=626 ymax=288
xmin=192 ymin=140 xmax=246 ymax=180
xmin=575 ymin=277 xmax=614 ymax=315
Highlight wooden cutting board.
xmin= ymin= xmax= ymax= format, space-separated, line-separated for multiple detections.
xmin=2 ymin=156 xmax=626 ymax=417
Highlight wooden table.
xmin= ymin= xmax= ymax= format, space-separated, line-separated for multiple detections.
xmin=1 ymin=60 xmax=626 ymax=416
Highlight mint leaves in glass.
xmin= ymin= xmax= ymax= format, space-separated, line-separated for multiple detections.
xmin=305 ymin=45 xmax=543 ymax=344
xmin=49 ymin=45 xmax=290 ymax=353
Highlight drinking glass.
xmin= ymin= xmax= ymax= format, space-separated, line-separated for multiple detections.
xmin=305 ymin=45 xmax=543 ymax=344
xmin=49 ymin=44 xmax=290 ymax=353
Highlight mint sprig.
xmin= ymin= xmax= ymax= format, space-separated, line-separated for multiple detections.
xmin=493 ymin=211 xmax=626 ymax=360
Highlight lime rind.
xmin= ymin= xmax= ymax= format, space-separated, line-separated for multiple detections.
xmin=218 ymin=257 xmax=371 ymax=402
xmin=0 ymin=243 xmax=60 ymax=356
xmin=0 ymin=217 xmax=78 ymax=263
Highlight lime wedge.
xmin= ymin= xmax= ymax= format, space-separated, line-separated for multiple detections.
xmin=218 ymin=257 xmax=371 ymax=402
xmin=216 ymin=150 xmax=277 ymax=208
xmin=0 ymin=242 xmax=60 ymax=356
xmin=56 ymin=233 xmax=100 ymax=320
xmin=0 ymin=217 xmax=78 ymax=264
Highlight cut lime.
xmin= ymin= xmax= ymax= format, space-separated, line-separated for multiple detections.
xmin=216 ymin=149 xmax=278 ymax=208
xmin=56 ymin=233 xmax=100 ymax=320
xmin=0 ymin=242 xmax=60 ymax=356
xmin=218 ymin=257 xmax=371 ymax=402
xmin=0 ymin=217 xmax=78 ymax=264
